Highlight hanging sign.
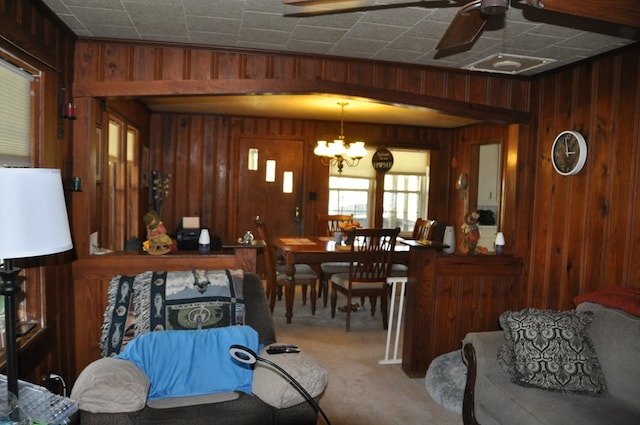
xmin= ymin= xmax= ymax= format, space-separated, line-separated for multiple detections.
xmin=372 ymin=148 xmax=394 ymax=173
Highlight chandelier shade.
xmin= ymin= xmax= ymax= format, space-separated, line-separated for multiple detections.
xmin=314 ymin=103 xmax=366 ymax=173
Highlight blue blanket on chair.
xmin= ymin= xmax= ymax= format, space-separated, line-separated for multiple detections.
xmin=116 ymin=325 xmax=259 ymax=400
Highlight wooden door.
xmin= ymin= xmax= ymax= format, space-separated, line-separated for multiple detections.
xmin=236 ymin=138 xmax=304 ymax=239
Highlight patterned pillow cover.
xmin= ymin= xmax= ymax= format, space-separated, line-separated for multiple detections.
xmin=497 ymin=308 xmax=606 ymax=396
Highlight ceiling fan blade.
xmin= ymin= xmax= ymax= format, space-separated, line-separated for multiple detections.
xmin=283 ymin=0 xmax=351 ymax=5
xmin=524 ymin=0 xmax=640 ymax=28
xmin=436 ymin=4 xmax=488 ymax=50
xmin=284 ymin=1 xmax=459 ymax=18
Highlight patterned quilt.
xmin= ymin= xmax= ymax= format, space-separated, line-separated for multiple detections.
xmin=100 ymin=269 xmax=245 ymax=357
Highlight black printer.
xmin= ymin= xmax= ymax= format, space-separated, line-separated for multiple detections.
xmin=176 ymin=227 xmax=200 ymax=250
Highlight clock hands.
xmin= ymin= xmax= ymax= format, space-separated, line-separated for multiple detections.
xmin=564 ymin=135 xmax=575 ymax=157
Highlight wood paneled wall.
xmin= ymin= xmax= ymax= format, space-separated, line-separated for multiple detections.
xmin=71 ymin=39 xmax=533 ymax=255
xmin=73 ymin=40 xmax=531 ymax=123
xmin=523 ymin=48 xmax=640 ymax=309
xmin=147 ymin=113 xmax=450 ymax=242
xmin=1 ymin=0 xmax=77 ymax=386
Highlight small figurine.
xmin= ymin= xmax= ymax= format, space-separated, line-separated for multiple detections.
xmin=238 ymin=230 xmax=255 ymax=244
xmin=143 ymin=210 xmax=175 ymax=255
xmin=460 ymin=211 xmax=481 ymax=254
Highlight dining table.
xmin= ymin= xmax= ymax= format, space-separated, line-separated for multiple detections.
xmin=272 ymin=235 xmax=413 ymax=323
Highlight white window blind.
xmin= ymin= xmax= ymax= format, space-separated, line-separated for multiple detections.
xmin=0 ymin=59 xmax=33 ymax=167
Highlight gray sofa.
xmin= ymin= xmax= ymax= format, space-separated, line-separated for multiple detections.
xmin=462 ymin=299 xmax=640 ymax=425
xmin=70 ymin=272 xmax=328 ymax=425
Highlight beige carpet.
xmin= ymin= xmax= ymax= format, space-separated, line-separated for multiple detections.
xmin=269 ymin=286 xmax=463 ymax=425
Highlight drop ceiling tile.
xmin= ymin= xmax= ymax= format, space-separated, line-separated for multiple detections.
xmin=67 ymin=7 xmax=130 ymax=28
xmin=90 ymin=25 xmax=142 ymax=39
xmin=239 ymin=28 xmax=290 ymax=45
xmin=66 ymin=0 xmax=123 ymax=9
xmin=373 ymin=48 xmax=426 ymax=63
xmin=330 ymin=37 xmax=387 ymax=58
xmin=359 ymin=7 xmax=430 ymax=27
xmin=242 ymin=11 xmax=298 ymax=32
xmin=291 ymin=25 xmax=347 ymax=43
xmin=187 ymin=16 xmax=241 ymax=34
xmin=185 ymin=0 xmax=244 ymax=18
xmin=387 ymin=36 xmax=437 ymax=53
xmin=39 ymin=0 xmax=640 ymax=77
xmin=190 ymin=31 xmax=239 ymax=46
xmin=347 ymin=22 xmax=407 ymax=42
xmin=285 ymin=39 xmax=335 ymax=55
xmin=126 ymin=4 xmax=187 ymax=37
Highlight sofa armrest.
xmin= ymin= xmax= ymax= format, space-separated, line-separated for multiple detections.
xmin=252 ymin=346 xmax=328 ymax=409
xmin=461 ymin=331 xmax=504 ymax=425
xmin=70 ymin=357 xmax=150 ymax=413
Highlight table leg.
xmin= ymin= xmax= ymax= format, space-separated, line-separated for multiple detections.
xmin=284 ymin=259 xmax=296 ymax=324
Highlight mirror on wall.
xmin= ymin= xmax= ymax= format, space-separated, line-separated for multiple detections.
xmin=470 ymin=141 xmax=502 ymax=251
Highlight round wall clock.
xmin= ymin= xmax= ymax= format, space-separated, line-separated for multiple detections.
xmin=551 ymin=130 xmax=587 ymax=176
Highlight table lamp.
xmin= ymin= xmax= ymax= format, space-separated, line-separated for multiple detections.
xmin=0 ymin=168 xmax=73 ymax=401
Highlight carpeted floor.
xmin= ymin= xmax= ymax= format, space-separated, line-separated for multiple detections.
xmin=269 ymin=285 xmax=463 ymax=425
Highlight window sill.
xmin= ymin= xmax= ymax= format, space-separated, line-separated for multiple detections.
xmin=0 ymin=323 xmax=46 ymax=370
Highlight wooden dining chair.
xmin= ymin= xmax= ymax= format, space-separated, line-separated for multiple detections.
xmin=317 ymin=213 xmax=354 ymax=236
xmin=388 ymin=218 xmax=437 ymax=278
xmin=317 ymin=213 xmax=354 ymax=307
xmin=253 ymin=216 xmax=318 ymax=315
xmin=330 ymin=227 xmax=400 ymax=331
xmin=412 ymin=218 xmax=437 ymax=240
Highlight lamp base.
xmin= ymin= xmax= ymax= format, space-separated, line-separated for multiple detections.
xmin=0 ymin=262 xmax=22 ymax=401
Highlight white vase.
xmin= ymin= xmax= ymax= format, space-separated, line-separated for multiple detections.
xmin=198 ymin=228 xmax=211 ymax=254
xmin=495 ymin=231 xmax=505 ymax=255
xmin=443 ymin=226 xmax=455 ymax=254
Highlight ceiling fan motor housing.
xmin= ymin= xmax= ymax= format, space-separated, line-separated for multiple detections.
xmin=480 ymin=0 xmax=509 ymax=15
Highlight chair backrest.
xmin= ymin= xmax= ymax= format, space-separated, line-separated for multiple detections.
xmin=412 ymin=218 xmax=437 ymax=240
xmin=348 ymin=227 xmax=400 ymax=284
xmin=253 ymin=216 xmax=278 ymax=291
xmin=318 ymin=213 xmax=354 ymax=236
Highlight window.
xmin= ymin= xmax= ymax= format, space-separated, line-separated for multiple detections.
xmin=327 ymin=148 xmax=429 ymax=230
xmin=0 ymin=59 xmax=33 ymax=167
xmin=102 ymin=117 xmax=140 ymax=250
xmin=383 ymin=174 xmax=426 ymax=232
xmin=382 ymin=150 xmax=429 ymax=232
xmin=0 ymin=54 xmax=43 ymax=339
xmin=328 ymin=176 xmax=372 ymax=227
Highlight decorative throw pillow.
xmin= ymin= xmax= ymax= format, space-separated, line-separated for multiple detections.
xmin=252 ymin=345 xmax=328 ymax=409
xmin=70 ymin=357 xmax=150 ymax=413
xmin=498 ymin=308 xmax=606 ymax=396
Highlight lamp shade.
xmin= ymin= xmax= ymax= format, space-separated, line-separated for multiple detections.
xmin=0 ymin=168 xmax=73 ymax=260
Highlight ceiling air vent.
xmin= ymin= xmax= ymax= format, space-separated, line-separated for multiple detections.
xmin=464 ymin=54 xmax=556 ymax=75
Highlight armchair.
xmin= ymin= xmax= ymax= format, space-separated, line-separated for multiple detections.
xmin=70 ymin=272 xmax=328 ymax=425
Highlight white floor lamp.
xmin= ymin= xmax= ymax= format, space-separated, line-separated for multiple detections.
xmin=0 ymin=168 xmax=73 ymax=403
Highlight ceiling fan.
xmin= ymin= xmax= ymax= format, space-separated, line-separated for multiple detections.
xmin=283 ymin=0 xmax=640 ymax=51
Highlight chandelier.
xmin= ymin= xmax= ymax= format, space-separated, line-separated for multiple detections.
xmin=314 ymin=102 xmax=366 ymax=173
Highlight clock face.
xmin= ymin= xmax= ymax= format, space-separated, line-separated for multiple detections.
xmin=551 ymin=131 xmax=587 ymax=176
